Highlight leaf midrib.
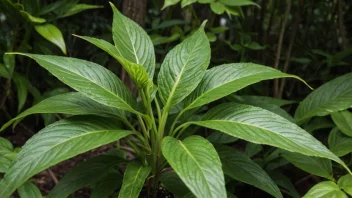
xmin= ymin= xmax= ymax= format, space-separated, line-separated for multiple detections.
xmin=128 ymin=166 xmax=142 ymax=198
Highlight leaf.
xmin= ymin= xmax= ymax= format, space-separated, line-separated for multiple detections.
xmin=0 ymin=156 xmax=12 ymax=173
xmin=303 ymin=181 xmax=348 ymax=198
xmin=34 ymin=24 xmax=67 ymax=54
xmin=20 ymin=11 xmax=46 ymax=23
xmin=91 ymin=172 xmax=123 ymax=198
xmin=331 ymin=110 xmax=352 ymax=137
xmin=0 ymin=64 xmax=9 ymax=79
xmin=295 ymin=73 xmax=352 ymax=123
xmin=59 ymin=4 xmax=103 ymax=18
xmin=48 ymin=155 xmax=125 ymax=198
xmin=73 ymin=36 xmax=150 ymax=88
xmin=3 ymin=54 xmax=15 ymax=79
xmin=17 ymin=181 xmax=42 ymax=198
xmin=207 ymin=131 xmax=238 ymax=144
xmin=184 ymin=63 xmax=308 ymax=112
xmin=245 ymin=142 xmax=262 ymax=158
xmin=12 ymin=73 xmax=28 ymax=113
xmin=280 ymin=150 xmax=333 ymax=179
xmin=269 ymin=171 xmax=300 ymax=198
xmin=162 ymin=136 xmax=226 ymax=198
xmin=11 ymin=53 xmax=141 ymax=115
xmin=304 ymin=117 xmax=335 ymax=133
xmin=228 ymin=95 xmax=296 ymax=107
xmin=111 ymin=3 xmax=155 ymax=79
xmin=219 ymin=0 xmax=259 ymax=7
xmin=210 ymin=2 xmax=226 ymax=14
xmin=328 ymin=128 xmax=352 ymax=157
xmin=162 ymin=0 xmax=181 ymax=9
xmin=118 ymin=163 xmax=151 ymax=198
xmin=181 ymin=0 xmax=197 ymax=7
xmin=337 ymin=174 xmax=352 ymax=196
xmin=158 ymin=23 xmax=210 ymax=110
xmin=160 ymin=172 xmax=190 ymax=197
xmin=0 ymin=116 xmax=133 ymax=197
xmin=189 ymin=103 xmax=348 ymax=170
xmin=0 ymin=137 xmax=13 ymax=155
xmin=216 ymin=145 xmax=282 ymax=198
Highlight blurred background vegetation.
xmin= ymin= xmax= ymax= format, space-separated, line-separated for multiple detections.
xmin=0 ymin=0 xmax=351 ymax=196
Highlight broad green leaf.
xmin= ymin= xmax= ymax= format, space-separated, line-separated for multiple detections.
xmin=11 ymin=53 xmax=141 ymax=115
xmin=328 ymin=128 xmax=352 ymax=157
xmin=162 ymin=136 xmax=226 ymax=198
xmin=111 ymin=3 xmax=155 ymax=79
xmin=331 ymin=110 xmax=352 ymax=137
xmin=91 ymin=172 xmax=123 ymax=198
xmin=245 ymin=142 xmax=262 ymax=158
xmin=34 ymin=24 xmax=67 ymax=54
xmin=216 ymin=145 xmax=282 ymax=198
xmin=303 ymin=181 xmax=348 ymax=198
xmin=184 ymin=63 xmax=308 ymax=112
xmin=48 ymin=155 xmax=125 ymax=198
xmin=269 ymin=171 xmax=300 ymax=198
xmin=1 ymin=92 xmax=125 ymax=132
xmin=304 ymin=117 xmax=335 ymax=133
xmin=189 ymin=103 xmax=348 ymax=170
xmin=118 ymin=164 xmax=151 ymax=198
xmin=162 ymin=0 xmax=181 ymax=9
xmin=207 ymin=131 xmax=238 ymax=144
xmin=228 ymin=95 xmax=296 ymax=107
xmin=17 ymin=181 xmax=41 ymax=198
xmin=295 ymin=73 xmax=352 ymax=123
xmin=59 ymin=4 xmax=103 ymax=18
xmin=219 ymin=0 xmax=259 ymax=7
xmin=158 ymin=24 xmax=210 ymax=110
xmin=181 ymin=0 xmax=197 ymax=7
xmin=0 ymin=137 xmax=13 ymax=155
xmin=73 ymin=36 xmax=150 ymax=88
xmin=280 ymin=150 xmax=333 ymax=179
xmin=0 ymin=157 xmax=12 ymax=173
xmin=160 ymin=172 xmax=190 ymax=197
xmin=210 ymin=2 xmax=226 ymax=14
xmin=338 ymin=174 xmax=352 ymax=196
xmin=0 ymin=116 xmax=133 ymax=197
xmin=20 ymin=11 xmax=46 ymax=23
xmin=12 ymin=73 xmax=28 ymax=113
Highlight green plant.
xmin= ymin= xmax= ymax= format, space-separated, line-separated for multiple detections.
xmin=0 ymin=3 xmax=351 ymax=198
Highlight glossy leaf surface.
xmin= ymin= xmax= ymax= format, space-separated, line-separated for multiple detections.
xmin=34 ymin=24 xmax=66 ymax=54
xmin=328 ymin=128 xmax=352 ymax=157
xmin=338 ymin=174 xmax=352 ymax=196
xmin=331 ymin=110 xmax=352 ymax=137
xmin=118 ymin=164 xmax=151 ymax=198
xmin=303 ymin=181 xmax=347 ymax=198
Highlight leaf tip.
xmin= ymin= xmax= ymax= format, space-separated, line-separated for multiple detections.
xmin=200 ymin=20 xmax=208 ymax=28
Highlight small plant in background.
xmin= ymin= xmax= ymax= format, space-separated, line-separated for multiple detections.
xmin=0 ymin=3 xmax=351 ymax=198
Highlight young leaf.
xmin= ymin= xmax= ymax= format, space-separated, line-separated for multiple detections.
xmin=189 ymin=103 xmax=348 ymax=170
xmin=1 ymin=92 xmax=125 ymax=131
xmin=158 ymin=23 xmax=210 ymax=110
xmin=337 ymin=174 xmax=352 ymax=196
xmin=184 ymin=63 xmax=308 ymax=111
xmin=303 ymin=181 xmax=347 ymax=198
xmin=215 ymin=145 xmax=282 ymax=198
xmin=331 ymin=110 xmax=352 ymax=137
xmin=20 ymin=11 xmax=46 ymax=23
xmin=74 ymin=35 xmax=151 ymax=88
xmin=295 ymin=73 xmax=352 ymax=123
xmin=34 ymin=24 xmax=67 ymax=54
xmin=11 ymin=53 xmax=141 ymax=115
xmin=91 ymin=172 xmax=123 ymax=198
xmin=48 ymin=155 xmax=125 ymax=198
xmin=0 ymin=116 xmax=133 ymax=197
xmin=328 ymin=128 xmax=352 ymax=157
xmin=17 ymin=181 xmax=42 ymax=198
xmin=111 ymin=3 xmax=155 ymax=79
xmin=162 ymin=136 xmax=226 ymax=198
xmin=280 ymin=150 xmax=333 ymax=180
xmin=118 ymin=164 xmax=151 ymax=198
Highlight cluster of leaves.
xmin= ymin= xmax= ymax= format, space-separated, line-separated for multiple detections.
xmin=0 ymin=2 xmax=351 ymax=198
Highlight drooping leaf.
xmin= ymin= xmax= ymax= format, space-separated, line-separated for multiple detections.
xmin=216 ymin=145 xmax=282 ymax=198
xmin=1 ymin=92 xmax=125 ymax=131
xmin=184 ymin=63 xmax=308 ymax=112
xmin=219 ymin=0 xmax=259 ymax=7
xmin=0 ymin=116 xmax=133 ymax=197
xmin=111 ymin=3 xmax=155 ymax=79
xmin=162 ymin=136 xmax=226 ymax=198
xmin=189 ymin=103 xmax=348 ymax=169
xmin=11 ymin=53 xmax=141 ymax=115
xmin=303 ymin=181 xmax=348 ymax=198
xmin=118 ymin=164 xmax=151 ymax=198
xmin=12 ymin=73 xmax=28 ymax=113
xmin=280 ymin=150 xmax=333 ymax=180
xmin=162 ymin=0 xmax=181 ymax=9
xmin=328 ymin=128 xmax=352 ymax=157
xmin=160 ymin=172 xmax=191 ymax=197
xmin=20 ymin=11 xmax=46 ymax=23
xmin=331 ymin=110 xmax=352 ymax=137
xmin=59 ymin=4 xmax=103 ymax=18
xmin=91 ymin=172 xmax=123 ymax=198
xmin=17 ymin=181 xmax=42 ymax=198
xmin=34 ymin=24 xmax=67 ymax=54
xmin=48 ymin=155 xmax=125 ymax=198
xmin=158 ymin=23 xmax=210 ymax=110
xmin=295 ymin=73 xmax=352 ymax=123
xmin=337 ymin=174 xmax=352 ymax=196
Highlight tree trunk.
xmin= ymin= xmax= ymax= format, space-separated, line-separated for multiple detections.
xmin=122 ymin=0 xmax=147 ymax=27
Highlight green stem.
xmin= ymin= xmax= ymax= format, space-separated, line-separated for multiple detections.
xmin=169 ymin=110 xmax=186 ymax=137
xmin=138 ymin=115 xmax=149 ymax=139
